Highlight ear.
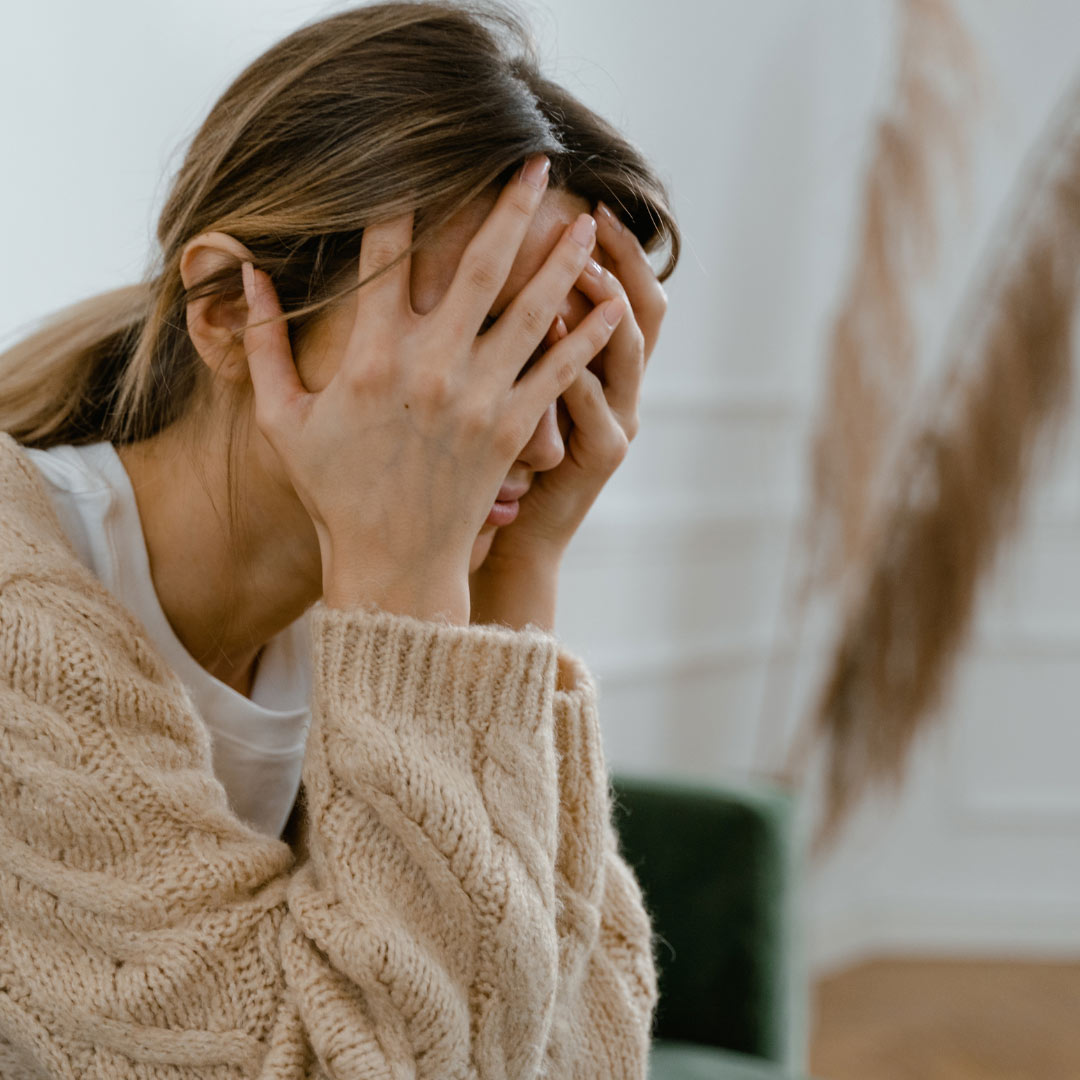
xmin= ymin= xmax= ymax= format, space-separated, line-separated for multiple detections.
xmin=180 ymin=231 xmax=255 ymax=383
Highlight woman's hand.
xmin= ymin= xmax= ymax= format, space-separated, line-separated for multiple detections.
xmin=240 ymin=157 xmax=627 ymax=626
xmin=470 ymin=201 xmax=669 ymax=631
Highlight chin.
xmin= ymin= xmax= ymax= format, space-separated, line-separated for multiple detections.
xmin=470 ymin=525 xmax=497 ymax=574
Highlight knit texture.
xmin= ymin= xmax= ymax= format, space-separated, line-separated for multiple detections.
xmin=0 ymin=432 xmax=658 ymax=1078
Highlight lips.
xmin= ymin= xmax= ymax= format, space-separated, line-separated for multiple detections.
xmin=496 ymin=483 xmax=530 ymax=502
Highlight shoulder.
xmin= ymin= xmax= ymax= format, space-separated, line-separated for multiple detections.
xmin=0 ymin=431 xmax=78 ymax=565
xmin=0 ymin=432 xmax=182 ymax=696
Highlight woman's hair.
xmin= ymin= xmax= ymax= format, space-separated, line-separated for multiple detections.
xmin=1 ymin=0 xmax=678 ymax=522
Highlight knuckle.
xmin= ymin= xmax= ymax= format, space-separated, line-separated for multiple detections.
xmin=558 ymin=244 xmax=587 ymax=280
xmin=614 ymin=279 xmax=635 ymax=314
xmin=555 ymin=357 xmax=579 ymax=394
xmin=508 ymin=188 xmax=537 ymax=221
xmin=606 ymin=280 xmax=629 ymax=310
xmin=464 ymin=251 xmax=502 ymax=295
xmin=606 ymin=428 xmax=631 ymax=464
xmin=600 ymin=427 xmax=630 ymax=466
xmin=342 ymin=367 xmax=370 ymax=396
xmin=411 ymin=366 xmax=452 ymax=407
xmin=343 ymin=355 xmax=386 ymax=394
xmin=441 ymin=312 xmax=474 ymax=347
xmin=362 ymin=241 xmax=401 ymax=275
xmin=517 ymin=302 xmax=548 ymax=339
xmin=584 ymin=375 xmax=605 ymax=409
xmin=461 ymin=397 xmax=494 ymax=436
xmin=590 ymin=320 xmax=614 ymax=352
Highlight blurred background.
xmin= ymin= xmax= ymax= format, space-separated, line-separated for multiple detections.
xmin=4 ymin=1 xmax=1080 ymax=1077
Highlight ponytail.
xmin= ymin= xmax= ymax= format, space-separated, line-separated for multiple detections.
xmin=0 ymin=283 xmax=150 ymax=448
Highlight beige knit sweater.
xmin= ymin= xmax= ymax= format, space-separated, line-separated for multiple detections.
xmin=0 ymin=431 xmax=658 ymax=1079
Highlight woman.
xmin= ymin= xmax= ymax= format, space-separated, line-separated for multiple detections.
xmin=0 ymin=1 xmax=679 ymax=1076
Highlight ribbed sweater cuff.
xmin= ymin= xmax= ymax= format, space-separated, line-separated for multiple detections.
xmin=551 ymin=645 xmax=612 ymax=906
xmin=309 ymin=599 xmax=561 ymax=738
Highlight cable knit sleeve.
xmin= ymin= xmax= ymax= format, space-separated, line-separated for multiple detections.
xmin=282 ymin=601 xmax=564 ymax=1077
xmin=543 ymin=651 xmax=659 ymax=1078
xmin=0 ymin=553 xmax=655 ymax=1078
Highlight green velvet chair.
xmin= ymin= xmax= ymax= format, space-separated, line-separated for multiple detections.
xmin=609 ymin=773 xmax=814 ymax=1080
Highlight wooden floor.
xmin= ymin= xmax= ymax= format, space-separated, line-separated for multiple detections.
xmin=809 ymin=958 xmax=1080 ymax=1080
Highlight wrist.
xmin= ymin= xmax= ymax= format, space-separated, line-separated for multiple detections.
xmin=469 ymin=554 xmax=562 ymax=633
xmin=323 ymin=554 xmax=470 ymax=627
xmin=324 ymin=582 xmax=470 ymax=626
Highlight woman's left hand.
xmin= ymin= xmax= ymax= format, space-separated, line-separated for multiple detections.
xmin=469 ymin=201 xmax=668 ymax=631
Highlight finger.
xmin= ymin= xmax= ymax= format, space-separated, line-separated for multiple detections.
xmin=560 ymin=364 xmax=631 ymax=466
xmin=512 ymin=295 xmax=625 ymax=427
xmin=436 ymin=154 xmax=551 ymax=335
xmin=595 ymin=201 xmax=668 ymax=358
xmin=355 ymin=210 xmax=414 ymax=324
xmin=483 ymin=211 xmax=597 ymax=381
xmin=241 ymin=262 xmax=307 ymax=431
xmin=573 ymin=257 xmax=645 ymax=420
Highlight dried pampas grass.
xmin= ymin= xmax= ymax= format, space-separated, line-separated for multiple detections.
xmin=796 ymin=73 xmax=1080 ymax=849
xmin=805 ymin=0 xmax=980 ymax=595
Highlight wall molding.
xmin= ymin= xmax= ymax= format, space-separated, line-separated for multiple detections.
xmin=570 ymin=499 xmax=805 ymax=554
xmin=966 ymin=626 xmax=1080 ymax=657
xmin=947 ymin=788 xmax=1080 ymax=826
xmin=561 ymin=615 xmax=1080 ymax=690
xmin=585 ymin=633 xmax=814 ymax=685
xmin=566 ymin=494 xmax=1080 ymax=554
xmin=808 ymin=899 xmax=1080 ymax=978
xmin=639 ymin=384 xmax=807 ymax=420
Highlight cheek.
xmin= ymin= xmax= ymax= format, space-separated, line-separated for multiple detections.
xmin=561 ymin=288 xmax=593 ymax=334
xmin=556 ymin=398 xmax=572 ymax=443
xmin=293 ymin=300 xmax=355 ymax=393
xmin=554 ymin=289 xmax=602 ymax=428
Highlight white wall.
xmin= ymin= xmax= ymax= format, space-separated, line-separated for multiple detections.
xmin=4 ymin=0 xmax=1080 ymax=1013
xmin=546 ymin=0 xmax=1080 ymax=983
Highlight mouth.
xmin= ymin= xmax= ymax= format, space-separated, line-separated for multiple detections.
xmin=486 ymin=498 xmax=520 ymax=527
xmin=496 ymin=483 xmax=530 ymax=502
xmin=486 ymin=482 xmax=529 ymax=528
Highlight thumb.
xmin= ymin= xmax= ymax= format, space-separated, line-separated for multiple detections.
xmin=241 ymin=262 xmax=307 ymax=430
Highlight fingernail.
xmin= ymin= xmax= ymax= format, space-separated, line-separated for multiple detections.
xmin=597 ymin=202 xmax=623 ymax=232
xmin=571 ymin=214 xmax=596 ymax=247
xmin=521 ymin=155 xmax=550 ymax=191
xmin=241 ymin=261 xmax=254 ymax=303
xmin=555 ymin=315 xmax=568 ymax=339
xmin=602 ymin=297 xmax=626 ymax=326
xmin=585 ymin=258 xmax=602 ymax=277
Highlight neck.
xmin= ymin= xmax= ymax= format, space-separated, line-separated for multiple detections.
xmin=116 ymin=417 xmax=323 ymax=696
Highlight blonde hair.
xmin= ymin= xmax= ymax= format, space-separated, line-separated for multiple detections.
xmin=2 ymin=0 xmax=678 ymax=509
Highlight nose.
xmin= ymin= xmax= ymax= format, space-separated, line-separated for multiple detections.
xmin=515 ymin=290 xmax=592 ymax=475
xmin=517 ymin=400 xmax=565 ymax=474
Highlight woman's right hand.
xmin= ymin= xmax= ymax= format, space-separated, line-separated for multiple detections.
xmin=240 ymin=155 xmax=627 ymax=625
